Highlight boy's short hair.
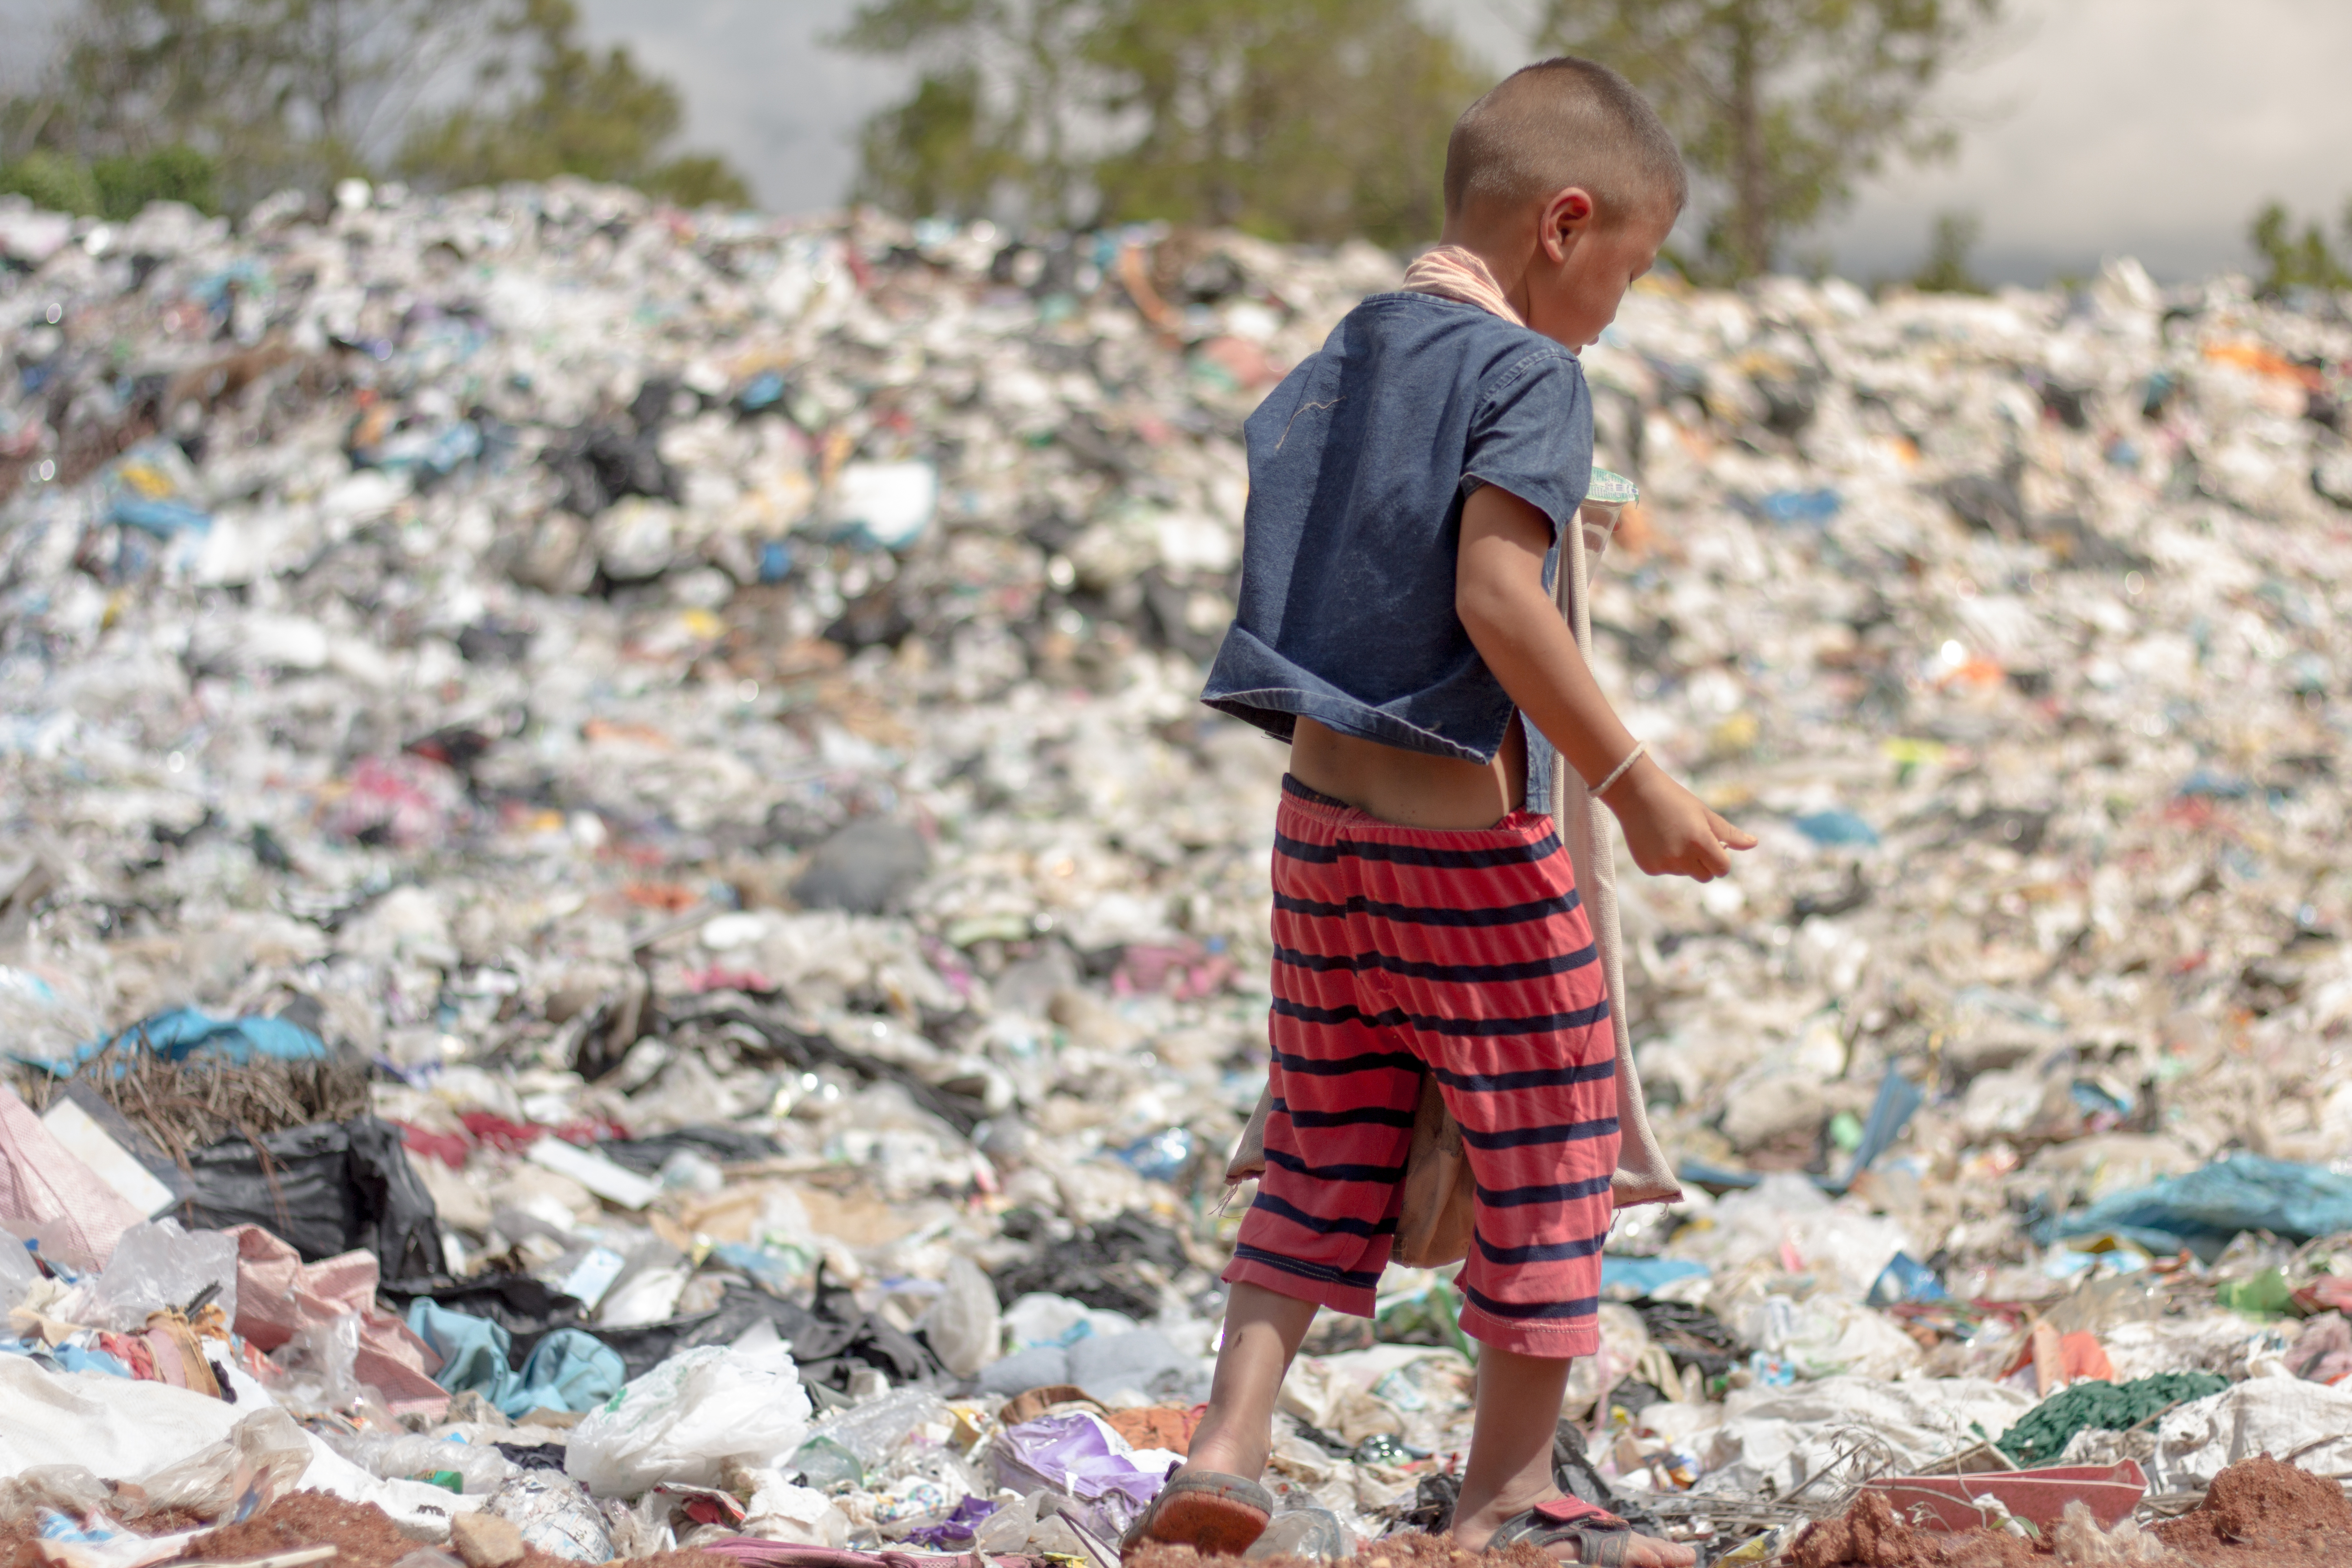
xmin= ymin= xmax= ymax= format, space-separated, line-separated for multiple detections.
xmin=1444 ymin=57 xmax=1687 ymax=225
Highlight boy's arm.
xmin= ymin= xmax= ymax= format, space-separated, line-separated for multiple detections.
xmin=1456 ymin=482 xmax=1756 ymax=882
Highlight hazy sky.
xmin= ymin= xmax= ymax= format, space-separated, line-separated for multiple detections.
xmin=8 ymin=0 xmax=2351 ymax=283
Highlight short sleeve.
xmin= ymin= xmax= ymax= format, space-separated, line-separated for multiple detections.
xmin=1460 ymin=349 xmax=1593 ymax=534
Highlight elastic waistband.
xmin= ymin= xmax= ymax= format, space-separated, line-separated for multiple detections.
xmin=1281 ymin=774 xmax=1352 ymax=810
xmin=1278 ymin=773 xmax=1553 ymax=843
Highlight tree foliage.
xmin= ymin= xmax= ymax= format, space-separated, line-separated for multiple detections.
xmin=1534 ymin=0 xmax=2001 ymax=282
xmin=853 ymin=69 xmax=1022 ymax=226
xmin=19 ymin=0 xmax=492 ymax=204
xmin=1 ymin=0 xmax=746 ymax=213
xmin=0 ymin=145 xmax=219 ymax=218
xmin=2249 ymin=199 xmax=2352 ymax=298
xmin=397 ymin=0 xmax=749 ymax=205
xmin=1909 ymin=208 xmax=1984 ymax=293
xmin=837 ymin=0 xmax=1482 ymax=246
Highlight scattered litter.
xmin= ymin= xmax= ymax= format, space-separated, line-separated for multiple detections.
xmin=4 ymin=183 xmax=2352 ymax=1565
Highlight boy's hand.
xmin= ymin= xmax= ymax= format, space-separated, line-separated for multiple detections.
xmin=1604 ymin=757 xmax=1756 ymax=881
xmin=1453 ymin=483 xmax=1756 ymax=887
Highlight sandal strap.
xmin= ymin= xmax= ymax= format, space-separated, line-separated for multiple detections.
xmin=1488 ymin=1498 xmax=1634 ymax=1564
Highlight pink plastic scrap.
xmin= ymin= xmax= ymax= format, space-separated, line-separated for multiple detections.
xmin=1862 ymin=1460 xmax=2148 ymax=1532
xmin=228 ymin=1223 xmax=449 ymax=1416
xmin=699 ymin=1547 xmax=1042 ymax=1568
xmin=0 ymin=1082 xmax=142 ymax=1264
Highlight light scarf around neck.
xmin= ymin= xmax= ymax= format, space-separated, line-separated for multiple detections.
xmin=1400 ymin=244 xmax=1524 ymax=325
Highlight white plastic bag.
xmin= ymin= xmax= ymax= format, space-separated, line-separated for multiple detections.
xmin=564 ymin=1342 xmax=813 ymax=1497
xmin=0 ymin=1465 xmax=110 ymax=1528
xmin=740 ymin=1472 xmax=849 ymax=1548
xmin=125 ymin=1408 xmax=312 ymax=1522
xmin=491 ymin=1472 xmax=613 ymax=1563
xmin=328 ymin=1431 xmax=514 ymax=1496
xmin=86 ymin=1220 xmax=238 ymax=1331
xmin=266 ymin=1311 xmax=367 ymax=1412
xmin=0 ymin=1224 xmax=40 ymax=1314
xmin=923 ymin=1255 xmax=1001 ymax=1377
xmin=797 ymin=1386 xmax=950 ymax=1472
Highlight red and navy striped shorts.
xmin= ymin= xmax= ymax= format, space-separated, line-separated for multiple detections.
xmin=1223 ymin=775 xmax=1620 ymax=1357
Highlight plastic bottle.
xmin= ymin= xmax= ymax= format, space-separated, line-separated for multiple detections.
xmin=330 ymin=1432 xmax=515 ymax=1496
xmin=789 ymin=1436 xmax=864 ymax=1490
xmin=971 ymin=1492 xmax=1039 ymax=1554
xmin=0 ymin=1229 xmax=38 ymax=1314
xmin=1253 ymin=1508 xmax=1350 ymax=1561
xmin=923 ymin=1255 xmax=1001 ymax=1377
xmin=794 ymin=1387 xmax=951 ymax=1473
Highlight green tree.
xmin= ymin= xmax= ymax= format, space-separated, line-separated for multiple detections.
xmin=21 ymin=0 xmax=492 ymax=205
xmin=836 ymin=0 xmax=1481 ymax=246
xmin=836 ymin=0 xmax=1109 ymax=226
xmin=0 ymin=144 xmax=220 ymax=217
xmin=0 ymin=152 xmax=100 ymax=215
xmin=2248 ymin=199 xmax=2352 ymax=298
xmin=1534 ymin=0 xmax=2002 ymax=282
xmin=1087 ymin=0 xmax=1478 ymax=244
xmin=396 ymin=0 xmax=748 ymax=204
xmin=851 ymin=67 xmax=1023 ymax=222
xmin=1909 ymin=208 xmax=1984 ymax=293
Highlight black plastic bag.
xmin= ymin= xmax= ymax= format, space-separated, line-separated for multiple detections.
xmin=990 ymin=1209 xmax=1186 ymax=1319
xmin=181 ymin=1115 xmax=438 ymax=1277
xmin=595 ymin=1123 xmax=781 ymax=1174
xmin=590 ymin=1272 xmax=946 ymax=1391
xmin=591 ymin=1282 xmax=821 ymax=1382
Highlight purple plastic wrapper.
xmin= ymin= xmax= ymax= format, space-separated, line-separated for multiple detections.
xmin=903 ymin=1496 xmax=997 ymax=1548
xmin=991 ymin=1413 xmax=1171 ymax=1534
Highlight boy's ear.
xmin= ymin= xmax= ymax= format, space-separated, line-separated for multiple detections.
xmin=1540 ymin=186 xmax=1597 ymax=262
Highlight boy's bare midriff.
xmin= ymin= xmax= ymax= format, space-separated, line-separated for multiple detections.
xmin=1289 ymin=714 xmax=1529 ymax=830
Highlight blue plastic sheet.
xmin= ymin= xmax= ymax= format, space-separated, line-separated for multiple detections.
xmin=406 ymin=1299 xmax=626 ymax=1418
xmin=1681 ymin=1072 xmax=1921 ymax=1196
xmin=1115 ymin=1127 xmax=1194 ymax=1182
xmin=1600 ymin=1256 xmax=1709 ymax=1296
xmin=1839 ymin=1072 xmax=1924 ymax=1189
xmin=109 ymin=497 xmax=213 ymax=537
xmin=2050 ymin=1152 xmax=2352 ymax=1262
xmin=1792 ymin=808 xmax=1880 ymax=848
xmin=52 ymin=1344 xmax=133 ymax=1378
xmin=2176 ymin=769 xmax=2252 ymax=800
xmin=96 ymin=1008 xmax=328 ymax=1065
xmin=1866 ymin=1252 xmax=1950 ymax=1307
xmin=1746 ymin=488 xmax=1843 ymax=526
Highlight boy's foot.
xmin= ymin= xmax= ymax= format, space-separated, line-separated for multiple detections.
xmin=1120 ymin=1470 xmax=1275 ymax=1558
xmin=1455 ymin=1496 xmax=1696 ymax=1567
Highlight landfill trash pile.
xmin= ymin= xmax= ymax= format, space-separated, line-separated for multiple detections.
xmin=3 ymin=176 xmax=2352 ymax=1564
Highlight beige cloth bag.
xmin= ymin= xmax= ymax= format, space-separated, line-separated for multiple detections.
xmin=1555 ymin=495 xmax=1682 ymax=1210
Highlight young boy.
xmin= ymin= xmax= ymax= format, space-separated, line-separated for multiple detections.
xmin=1132 ymin=59 xmax=1753 ymax=1568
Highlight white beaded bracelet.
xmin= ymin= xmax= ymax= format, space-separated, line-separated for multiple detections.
xmin=1593 ymin=741 xmax=1647 ymax=798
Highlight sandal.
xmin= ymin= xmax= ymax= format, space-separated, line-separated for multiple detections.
xmin=1120 ymin=1470 xmax=1275 ymax=1558
xmin=1487 ymin=1497 xmax=1636 ymax=1565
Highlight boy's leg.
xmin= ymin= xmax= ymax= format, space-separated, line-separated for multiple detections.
xmin=1449 ymin=1343 xmax=1572 ymax=1542
xmin=1176 ymin=1281 xmax=1319 ymax=1479
xmin=1135 ymin=780 xmax=1409 ymax=1552
xmin=1340 ymin=808 xmax=1686 ymax=1563
xmin=1450 ymin=1347 xmax=1696 ymax=1567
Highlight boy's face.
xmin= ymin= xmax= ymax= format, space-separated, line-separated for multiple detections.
xmin=1525 ymin=194 xmax=1678 ymax=351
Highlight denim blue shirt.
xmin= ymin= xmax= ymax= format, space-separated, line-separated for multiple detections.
xmin=1199 ymin=292 xmax=1594 ymax=810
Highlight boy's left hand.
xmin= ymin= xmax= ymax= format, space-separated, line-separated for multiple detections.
xmin=1605 ymin=758 xmax=1756 ymax=881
